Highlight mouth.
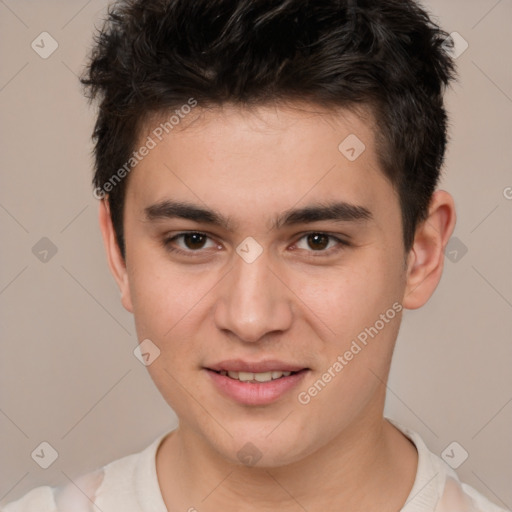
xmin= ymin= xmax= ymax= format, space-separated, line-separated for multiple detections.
xmin=208 ymin=368 xmax=307 ymax=383
xmin=203 ymin=361 xmax=310 ymax=405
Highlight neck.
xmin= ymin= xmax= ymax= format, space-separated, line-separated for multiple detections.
xmin=156 ymin=413 xmax=418 ymax=512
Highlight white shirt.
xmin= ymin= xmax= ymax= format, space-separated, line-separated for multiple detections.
xmin=1 ymin=420 xmax=509 ymax=512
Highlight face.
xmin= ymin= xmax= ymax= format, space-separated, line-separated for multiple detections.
xmin=104 ymin=103 xmax=422 ymax=467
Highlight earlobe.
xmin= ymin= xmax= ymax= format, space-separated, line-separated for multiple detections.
xmin=402 ymin=190 xmax=457 ymax=310
xmin=98 ymin=199 xmax=133 ymax=313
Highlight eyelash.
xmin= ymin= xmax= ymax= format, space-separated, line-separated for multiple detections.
xmin=162 ymin=231 xmax=351 ymax=259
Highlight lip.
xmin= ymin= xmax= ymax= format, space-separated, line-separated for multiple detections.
xmin=204 ymin=367 xmax=310 ymax=406
xmin=205 ymin=359 xmax=308 ymax=373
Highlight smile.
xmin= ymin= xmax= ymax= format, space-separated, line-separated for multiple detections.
xmin=205 ymin=368 xmax=309 ymax=405
xmin=214 ymin=369 xmax=298 ymax=383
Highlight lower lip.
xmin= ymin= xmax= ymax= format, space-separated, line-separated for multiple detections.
xmin=205 ymin=369 xmax=309 ymax=406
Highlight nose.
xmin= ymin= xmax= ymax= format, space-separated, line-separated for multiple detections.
xmin=213 ymin=247 xmax=293 ymax=343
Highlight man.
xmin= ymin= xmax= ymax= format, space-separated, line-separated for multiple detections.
xmin=2 ymin=0 xmax=508 ymax=511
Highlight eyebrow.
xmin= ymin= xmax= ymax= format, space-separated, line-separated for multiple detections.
xmin=144 ymin=199 xmax=373 ymax=231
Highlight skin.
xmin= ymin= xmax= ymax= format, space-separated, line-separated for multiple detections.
xmin=99 ymin=102 xmax=456 ymax=512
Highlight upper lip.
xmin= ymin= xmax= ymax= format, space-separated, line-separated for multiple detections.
xmin=206 ymin=359 xmax=308 ymax=373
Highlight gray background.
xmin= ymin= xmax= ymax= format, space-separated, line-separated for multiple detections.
xmin=0 ymin=0 xmax=511 ymax=508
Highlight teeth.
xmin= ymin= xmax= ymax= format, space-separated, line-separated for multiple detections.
xmin=239 ymin=371 xmax=256 ymax=382
xmin=254 ymin=372 xmax=273 ymax=382
xmin=221 ymin=370 xmax=293 ymax=382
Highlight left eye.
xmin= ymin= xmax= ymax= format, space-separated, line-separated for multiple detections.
xmin=294 ymin=233 xmax=346 ymax=253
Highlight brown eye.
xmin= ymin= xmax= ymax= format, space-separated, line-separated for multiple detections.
xmin=294 ymin=232 xmax=349 ymax=257
xmin=306 ymin=233 xmax=330 ymax=251
xmin=163 ymin=232 xmax=217 ymax=255
xmin=182 ymin=232 xmax=208 ymax=250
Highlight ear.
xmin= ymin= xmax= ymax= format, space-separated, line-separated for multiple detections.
xmin=403 ymin=190 xmax=457 ymax=310
xmin=98 ymin=199 xmax=133 ymax=313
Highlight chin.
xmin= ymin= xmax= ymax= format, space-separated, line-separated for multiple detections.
xmin=209 ymin=424 xmax=320 ymax=469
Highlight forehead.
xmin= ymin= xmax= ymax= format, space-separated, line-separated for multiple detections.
xmin=126 ymin=102 xmax=398 ymax=231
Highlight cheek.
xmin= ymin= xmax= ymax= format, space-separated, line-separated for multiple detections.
xmin=127 ymin=252 xmax=192 ymax=340
xmin=126 ymin=250 xmax=220 ymax=363
xmin=294 ymin=253 xmax=404 ymax=339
